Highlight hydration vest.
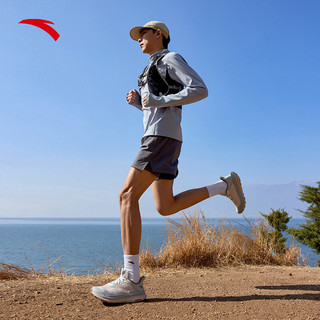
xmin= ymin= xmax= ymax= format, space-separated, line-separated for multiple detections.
xmin=138 ymin=51 xmax=184 ymax=102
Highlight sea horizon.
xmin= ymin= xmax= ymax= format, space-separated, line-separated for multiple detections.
xmin=0 ymin=216 xmax=307 ymax=224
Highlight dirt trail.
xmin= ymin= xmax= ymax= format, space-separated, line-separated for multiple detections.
xmin=0 ymin=266 xmax=320 ymax=320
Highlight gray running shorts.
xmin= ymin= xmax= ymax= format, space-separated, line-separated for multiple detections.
xmin=131 ymin=136 xmax=182 ymax=180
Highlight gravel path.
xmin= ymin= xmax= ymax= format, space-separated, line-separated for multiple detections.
xmin=1 ymin=266 xmax=319 ymax=320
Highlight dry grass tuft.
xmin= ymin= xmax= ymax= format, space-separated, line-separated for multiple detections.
xmin=0 ymin=263 xmax=39 ymax=280
xmin=140 ymin=211 xmax=302 ymax=270
xmin=0 ymin=245 xmax=69 ymax=280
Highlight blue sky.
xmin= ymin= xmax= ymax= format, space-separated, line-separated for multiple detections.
xmin=0 ymin=0 xmax=319 ymax=218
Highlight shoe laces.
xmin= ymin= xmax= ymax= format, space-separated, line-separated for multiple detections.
xmin=107 ymin=273 xmax=127 ymax=287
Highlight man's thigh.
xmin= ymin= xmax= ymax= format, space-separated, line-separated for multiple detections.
xmin=151 ymin=179 xmax=174 ymax=209
xmin=120 ymin=167 xmax=157 ymax=200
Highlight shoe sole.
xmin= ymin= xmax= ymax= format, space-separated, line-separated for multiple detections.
xmin=230 ymin=172 xmax=246 ymax=214
xmin=91 ymin=290 xmax=146 ymax=304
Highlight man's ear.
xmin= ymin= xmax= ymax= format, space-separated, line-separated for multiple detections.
xmin=155 ymin=29 xmax=162 ymax=39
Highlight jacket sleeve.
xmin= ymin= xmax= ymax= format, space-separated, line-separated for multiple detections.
xmin=145 ymin=52 xmax=208 ymax=108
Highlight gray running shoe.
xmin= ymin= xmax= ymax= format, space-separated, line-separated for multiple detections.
xmin=91 ymin=269 xmax=146 ymax=304
xmin=220 ymin=172 xmax=246 ymax=214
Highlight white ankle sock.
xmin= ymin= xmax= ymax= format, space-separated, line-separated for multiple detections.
xmin=123 ymin=254 xmax=140 ymax=283
xmin=206 ymin=180 xmax=227 ymax=198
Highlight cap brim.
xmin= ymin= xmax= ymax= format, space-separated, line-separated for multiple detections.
xmin=130 ymin=26 xmax=144 ymax=41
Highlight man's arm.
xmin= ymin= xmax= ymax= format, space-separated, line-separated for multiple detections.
xmin=143 ymin=52 xmax=208 ymax=108
xmin=127 ymin=89 xmax=142 ymax=111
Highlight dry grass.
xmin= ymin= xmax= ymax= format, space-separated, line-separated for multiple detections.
xmin=0 ymin=245 xmax=69 ymax=280
xmin=0 ymin=263 xmax=38 ymax=280
xmin=140 ymin=211 xmax=302 ymax=270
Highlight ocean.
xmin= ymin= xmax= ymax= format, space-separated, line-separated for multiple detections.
xmin=0 ymin=217 xmax=318 ymax=275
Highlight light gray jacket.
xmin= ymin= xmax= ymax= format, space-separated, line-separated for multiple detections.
xmin=129 ymin=49 xmax=208 ymax=142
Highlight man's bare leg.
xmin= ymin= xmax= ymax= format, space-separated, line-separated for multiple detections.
xmin=151 ymin=179 xmax=228 ymax=216
xmin=151 ymin=179 xmax=209 ymax=216
xmin=119 ymin=167 xmax=157 ymax=255
xmin=152 ymin=172 xmax=246 ymax=216
xmin=91 ymin=167 xmax=155 ymax=302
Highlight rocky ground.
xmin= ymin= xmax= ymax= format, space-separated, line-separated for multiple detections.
xmin=0 ymin=266 xmax=320 ymax=320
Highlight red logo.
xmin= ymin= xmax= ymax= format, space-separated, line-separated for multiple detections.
xmin=19 ymin=19 xmax=60 ymax=41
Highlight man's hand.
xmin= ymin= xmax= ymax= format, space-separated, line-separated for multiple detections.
xmin=142 ymin=95 xmax=147 ymax=107
xmin=126 ymin=89 xmax=139 ymax=104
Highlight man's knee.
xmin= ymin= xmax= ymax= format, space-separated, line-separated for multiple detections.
xmin=155 ymin=203 xmax=175 ymax=216
xmin=119 ymin=187 xmax=139 ymax=207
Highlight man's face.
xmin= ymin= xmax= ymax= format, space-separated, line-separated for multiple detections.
xmin=138 ymin=28 xmax=158 ymax=54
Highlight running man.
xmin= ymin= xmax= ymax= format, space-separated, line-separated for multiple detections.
xmin=92 ymin=21 xmax=246 ymax=304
